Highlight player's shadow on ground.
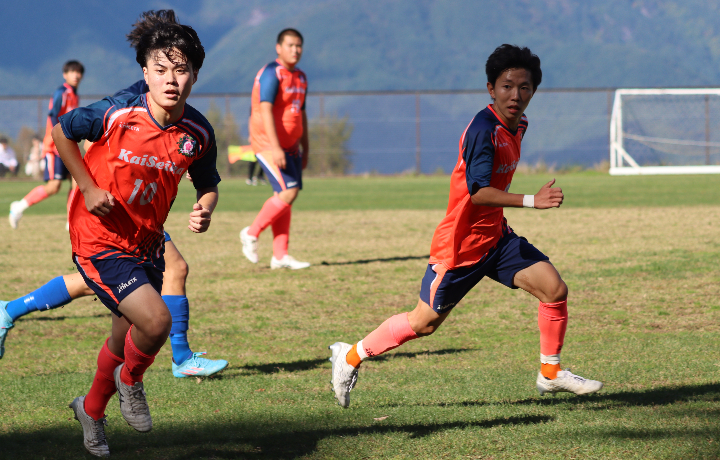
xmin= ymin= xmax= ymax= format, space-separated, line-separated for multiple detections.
xmin=383 ymin=382 xmax=720 ymax=409
xmin=0 ymin=414 xmax=552 ymax=459
xmin=320 ymin=254 xmax=430 ymax=266
xmin=18 ymin=312 xmax=112 ymax=322
xmin=235 ymin=348 xmax=475 ymax=375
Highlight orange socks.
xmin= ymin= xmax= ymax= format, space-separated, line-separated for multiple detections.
xmin=346 ymin=343 xmax=362 ymax=368
xmin=249 ymin=196 xmax=290 ymax=238
xmin=23 ymin=185 xmax=49 ymax=206
xmin=271 ymin=205 xmax=291 ymax=259
xmin=538 ymin=299 xmax=568 ymax=380
xmin=541 ymin=362 xmax=561 ymax=380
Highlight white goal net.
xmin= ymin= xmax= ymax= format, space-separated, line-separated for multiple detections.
xmin=610 ymin=89 xmax=720 ymax=175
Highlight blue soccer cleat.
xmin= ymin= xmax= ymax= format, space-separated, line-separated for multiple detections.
xmin=172 ymin=352 xmax=228 ymax=378
xmin=0 ymin=300 xmax=15 ymax=359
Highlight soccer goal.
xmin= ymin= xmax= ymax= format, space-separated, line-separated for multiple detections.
xmin=609 ymin=88 xmax=720 ymax=175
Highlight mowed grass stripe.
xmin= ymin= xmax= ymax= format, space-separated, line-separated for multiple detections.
xmin=1 ymin=172 xmax=720 ymax=215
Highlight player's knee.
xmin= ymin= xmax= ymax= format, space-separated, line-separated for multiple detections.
xmin=279 ymin=188 xmax=299 ymax=205
xmin=144 ymin=310 xmax=172 ymax=343
xmin=548 ymin=279 xmax=568 ymax=303
xmin=411 ymin=320 xmax=441 ymax=337
xmin=165 ymin=258 xmax=189 ymax=284
xmin=45 ymin=181 xmax=61 ymax=195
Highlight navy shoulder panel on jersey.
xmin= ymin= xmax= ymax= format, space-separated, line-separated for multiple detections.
xmin=179 ymin=103 xmax=221 ymax=190
xmin=113 ymin=80 xmax=149 ymax=100
xmin=463 ymin=108 xmax=500 ymax=195
xmin=59 ymin=96 xmax=144 ymax=143
xmin=258 ymin=61 xmax=281 ymax=103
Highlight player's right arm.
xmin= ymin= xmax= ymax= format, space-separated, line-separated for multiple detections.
xmin=471 ymin=180 xmax=563 ymax=209
xmin=259 ymin=102 xmax=286 ymax=169
xmin=53 ymin=97 xmax=118 ymax=216
xmin=51 ymin=124 xmax=114 ymax=216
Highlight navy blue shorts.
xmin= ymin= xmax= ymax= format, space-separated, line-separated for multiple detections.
xmin=44 ymin=153 xmax=70 ymax=181
xmin=419 ymin=232 xmax=549 ymax=314
xmin=74 ymin=255 xmax=163 ymax=317
xmin=256 ymin=151 xmax=303 ymax=193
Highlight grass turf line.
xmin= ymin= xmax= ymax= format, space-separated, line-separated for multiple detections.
xmin=0 ymin=174 xmax=719 ymax=458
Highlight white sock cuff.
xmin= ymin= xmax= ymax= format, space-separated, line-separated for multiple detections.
xmin=540 ymin=353 xmax=561 ymax=365
xmin=356 ymin=340 xmax=368 ymax=360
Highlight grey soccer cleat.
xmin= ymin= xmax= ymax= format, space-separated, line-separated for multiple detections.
xmin=113 ymin=364 xmax=152 ymax=432
xmin=69 ymin=396 xmax=110 ymax=458
xmin=536 ymin=369 xmax=603 ymax=396
xmin=328 ymin=342 xmax=358 ymax=408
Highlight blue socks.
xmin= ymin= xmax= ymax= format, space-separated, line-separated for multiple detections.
xmin=164 ymin=295 xmax=193 ymax=364
xmin=5 ymin=276 xmax=72 ymax=321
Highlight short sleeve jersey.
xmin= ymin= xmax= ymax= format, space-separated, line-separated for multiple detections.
xmin=249 ymin=60 xmax=307 ymax=154
xmin=60 ymin=91 xmax=221 ymax=268
xmin=43 ymin=83 xmax=79 ymax=155
xmin=429 ymin=105 xmax=528 ymax=269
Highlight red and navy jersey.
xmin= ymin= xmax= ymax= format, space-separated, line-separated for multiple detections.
xmin=250 ymin=60 xmax=307 ymax=154
xmin=43 ymin=83 xmax=79 ymax=155
xmin=59 ymin=92 xmax=220 ymax=268
xmin=429 ymin=105 xmax=528 ymax=269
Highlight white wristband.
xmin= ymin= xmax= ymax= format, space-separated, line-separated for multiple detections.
xmin=523 ymin=195 xmax=535 ymax=208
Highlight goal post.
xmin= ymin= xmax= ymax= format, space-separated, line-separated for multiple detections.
xmin=609 ymin=88 xmax=720 ymax=175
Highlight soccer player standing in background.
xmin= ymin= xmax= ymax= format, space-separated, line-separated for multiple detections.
xmin=240 ymin=29 xmax=311 ymax=269
xmin=9 ymin=61 xmax=83 ymax=229
xmin=52 ymin=10 xmax=220 ymax=456
xmin=329 ymin=44 xmax=603 ymax=408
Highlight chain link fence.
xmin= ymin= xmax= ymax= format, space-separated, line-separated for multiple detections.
xmin=0 ymin=88 xmax=615 ymax=176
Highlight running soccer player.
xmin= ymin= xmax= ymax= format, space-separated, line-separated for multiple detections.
xmin=9 ymin=60 xmax=83 ymax=229
xmin=239 ymin=28 xmax=310 ymax=269
xmin=0 ymin=230 xmax=228 ymax=378
xmin=328 ymin=44 xmax=603 ymax=408
xmin=51 ymin=10 xmax=219 ymax=457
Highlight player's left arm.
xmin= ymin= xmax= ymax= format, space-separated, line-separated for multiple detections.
xmin=301 ymin=109 xmax=309 ymax=169
xmin=188 ymin=186 xmax=218 ymax=233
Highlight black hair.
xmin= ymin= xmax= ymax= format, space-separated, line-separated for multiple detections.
xmin=0 ymin=136 xmax=8 ymax=144
xmin=277 ymin=28 xmax=303 ymax=45
xmin=485 ymin=44 xmax=542 ymax=90
xmin=127 ymin=10 xmax=205 ymax=71
xmin=63 ymin=60 xmax=84 ymax=75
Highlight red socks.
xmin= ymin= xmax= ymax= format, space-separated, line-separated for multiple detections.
xmin=23 ymin=185 xmax=49 ymax=206
xmin=538 ymin=300 xmax=568 ymax=356
xmin=248 ymin=196 xmax=290 ymax=238
xmin=360 ymin=312 xmax=419 ymax=358
xmin=271 ymin=206 xmax=291 ymax=259
xmin=84 ymin=338 xmax=124 ymax=420
xmin=120 ymin=326 xmax=157 ymax=386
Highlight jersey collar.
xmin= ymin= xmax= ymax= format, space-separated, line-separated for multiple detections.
xmin=486 ymin=104 xmax=520 ymax=135
xmin=142 ymin=93 xmax=186 ymax=130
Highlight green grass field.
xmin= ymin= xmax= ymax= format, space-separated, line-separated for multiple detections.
xmin=1 ymin=173 xmax=719 ymax=459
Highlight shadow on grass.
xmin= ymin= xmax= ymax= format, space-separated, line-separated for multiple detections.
xmin=0 ymin=414 xmax=552 ymax=459
xmin=235 ymin=348 xmax=475 ymax=375
xmin=320 ymin=254 xmax=430 ymax=266
xmin=17 ymin=312 xmax=112 ymax=322
xmin=382 ymin=382 xmax=720 ymax=409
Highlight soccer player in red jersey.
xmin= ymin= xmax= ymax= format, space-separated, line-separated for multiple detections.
xmin=50 ymin=10 xmax=219 ymax=457
xmin=239 ymin=28 xmax=311 ymax=269
xmin=328 ymin=45 xmax=603 ymax=408
xmin=9 ymin=61 xmax=83 ymax=229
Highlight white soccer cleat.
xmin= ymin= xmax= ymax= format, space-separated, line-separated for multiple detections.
xmin=69 ymin=396 xmax=110 ymax=458
xmin=8 ymin=201 xmax=24 ymax=229
xmin=536 ymin=369 xmax=603 ymax=396
xmin=328 ymin=342 xmax=358 ymax=408
xmin=271 ymin=254 xmax=310 ymax=270
xmin=240 ymin=226 xmax=259 ymax=263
